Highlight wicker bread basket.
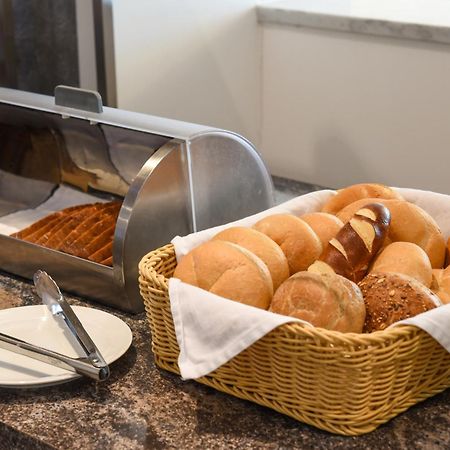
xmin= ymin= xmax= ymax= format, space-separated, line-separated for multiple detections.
xmin=139 ymin=243 xmax=450 ymax=436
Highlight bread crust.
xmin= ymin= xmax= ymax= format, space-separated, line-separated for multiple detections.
xmin=431 ymin=266 xmax=450 ymax=304
xmin=358 ymin=272 xmax=441 ymax=332
xmin=321 ymin=183 xmax=403 ymax=215
xmin=299 ymin=212 xmax=343 ymax=250
xmin=12 ymin=201 xmax=120 ymax=266
xmin=446 ymin=237 xmax=450 ymax=268
xmin=173 ymin=240 xmax=273 ymax=309
xmin=269 ymin=271 xmax=365 ymax=333
xmin=212 ymin=226 xmax=289 ymax=290
xmin=253 ymin=214 xmax=322 ymax=275
xmin=370 ymin=242 xmax=433 ymax=288
xmin=337 ymin=199 xmax=445 ymax=268
xmin=310 ymin=203 xmax=390 ymax=283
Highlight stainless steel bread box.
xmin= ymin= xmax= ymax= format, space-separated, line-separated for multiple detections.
xmin=0 ymin=86 xmax=273 ymax=312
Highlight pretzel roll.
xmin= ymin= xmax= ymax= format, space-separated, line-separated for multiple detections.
xmin=359 ymin=272 xmax=441 ymax=332
xmin=270 ymin=271 xmax=365 ymax=333
xmin=299 ymin=212 xmax=344 ymax=250
xmin=211 ymin=226 xmax=289 ymax=290
xmin=309 ymin=203 xmax=390 ymax=283
xmin=321 ymin=183 xmax=403 ymax=215
xmin=370 ymin=242 xmax=432 ymax=288
xmin=253 ymin=214 xmax=322 ymax=274
xmin=173 ymin=240 xmax=273 ymax=309
xmin=337 ymin=199 xmax=445 ymax=268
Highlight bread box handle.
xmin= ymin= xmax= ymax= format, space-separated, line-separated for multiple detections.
xmin=54 ymin=85 xmax=103 ymax=114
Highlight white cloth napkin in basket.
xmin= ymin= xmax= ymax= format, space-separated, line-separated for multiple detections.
xmin=170 ymin=188 xmax=450 ymax=380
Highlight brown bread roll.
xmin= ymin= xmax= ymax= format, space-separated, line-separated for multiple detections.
xmin=173 ymin=240 xmax=273 ymax=309
xmin=358 ymin=272 xmax=441 ymax=332
xmin=431 ymin=266 xmax=450 ymax=304
xmin=269 ymin=271 xmax=365 ymax=333
xmin=446 ymin=237 xmax=450 ymax=267
xmin=211 ymin=226 xmax=289 ymax=290
xmin=321 ymin=183 xmax=403 ymax=215
xmin=369 ymin=242 xmax=432 ymax=288
xmin=253 ymin=214 xmax=322 ymax=275
xmin=299 ymin=212 xmax=344 ymax=250
xmin=337 ymin=199 xmax=445 ymax=269
xmin=308 ymin=203 xmax=390 ymax=283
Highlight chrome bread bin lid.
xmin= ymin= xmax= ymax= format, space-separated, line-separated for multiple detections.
xmin=0 ymin=86 xmax=273 ymax=313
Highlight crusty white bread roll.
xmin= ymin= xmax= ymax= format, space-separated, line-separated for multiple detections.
xmin=446 ymin=237 xmax=450 ymax=268
xmin=211 ymin=226 xmax=289 ymax=290
xmin=358 ymin=272 xmax=441 ymax=332
xmin=253 ymin=214 xmax=322 ymax=275
xmin=337 ymin=199 xmax=445 ymax=269
xmin=269 ymin=271 xmax=365 ymax=333
xmin=299 ymin=212 xmax=344 ymax=250
xmin=321 ymin=183 xmax=403 ymax=215
xmin=370 ymin=242 xmax=432 ymax=288
xmin=308 ymin=203 xmax=390 ymax=283
xmin=431 ymin=266 xmax=450 ymax=304
xmin=173 ymin=240 xmax=273 ymax=309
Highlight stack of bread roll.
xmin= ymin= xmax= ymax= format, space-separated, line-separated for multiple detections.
xmin=174 ymin=183 xmax=449 ymax=334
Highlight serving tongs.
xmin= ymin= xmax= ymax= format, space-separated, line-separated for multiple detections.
xmin=0 ymin=270 xmax=110 ymax=381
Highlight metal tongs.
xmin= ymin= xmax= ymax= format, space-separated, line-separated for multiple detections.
xmin=0 ymin=270 xmax=110 ymax=381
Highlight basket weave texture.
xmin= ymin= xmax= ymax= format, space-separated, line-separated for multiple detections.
xmin=139 ymin=243 xmax=450 ymax=436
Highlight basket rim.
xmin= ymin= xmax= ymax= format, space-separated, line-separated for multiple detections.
xmin=138 ymin=244 xmax=428 ymax=346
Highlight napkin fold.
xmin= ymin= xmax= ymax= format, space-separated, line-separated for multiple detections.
xmin=170 ymin=187 xmax=450 ymax=380
xmin=169 ymin=278 xmax=309 ymax=380
xmin=392 ymin=304 xmax=450 ymax=351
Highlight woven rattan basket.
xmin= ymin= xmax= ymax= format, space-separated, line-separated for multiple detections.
xmin=139 ymin=243 xmax=450 ymax=436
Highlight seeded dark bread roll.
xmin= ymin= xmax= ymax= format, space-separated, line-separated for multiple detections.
xmin=321 ymin=183 xmax=403 ymax=215
xmin=336 ymin=198 xmax=445 ymax=268
xmin=173 ymin=240 xmax=273 ymax=309
xmin=269 ymin=271 xmax=365 ymax=333
xmin=211 ymin=226 xmax=289 ymax=290
xmin=358 ymin=272 xmax=441 ymax=332
xmin=308 ymin=203 xmax=390 ymax=283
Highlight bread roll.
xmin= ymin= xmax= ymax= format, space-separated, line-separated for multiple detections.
xmin=309 ymin=203 xmax=390 ymax=283
xmin=446 ymin=237 xmax=450 ymax=267
xmin=431 ymin=266 xmax=450 ymax=304
xmin=253 ymin=214 xmax=322 ymax=274
xmin=358 ymin=272 xmax=441 ymax=332
xmin=211 ymin=226 xmax=289 ymax=290
xmin=299 ymin=212 xmax=343 ymax=250
xmin=173 ymin=240 xmax=273 ymax=309
xmin=321 ymin=183 xmax=403 ymax=215
xmin=269 ymin=271 xmax=365 ymax=333
xmin=337 ymin=199 xmax=445 ymax=268
xmin=370 ymin=242 xmax=432 ymax=288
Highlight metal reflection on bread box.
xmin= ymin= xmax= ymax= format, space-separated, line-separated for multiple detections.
xmin=0 ymin=86 xmax=273 ymax=312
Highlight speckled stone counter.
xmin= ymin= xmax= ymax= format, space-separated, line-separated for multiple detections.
xmin=1 ymin=178 xmax=449 ymax=449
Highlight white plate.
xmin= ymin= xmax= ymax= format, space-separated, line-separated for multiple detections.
xmin=0 ymin=305 xmax=132 ymax=388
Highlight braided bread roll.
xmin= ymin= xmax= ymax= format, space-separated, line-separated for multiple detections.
xmin=309 ymin=203 xmax=390 ymax=283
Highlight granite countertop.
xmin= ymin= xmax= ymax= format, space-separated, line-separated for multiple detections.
xmin=1 ymin=178 xmax=449 ymax=449
xmin=258 ymin=0 xmax=450 ymax=45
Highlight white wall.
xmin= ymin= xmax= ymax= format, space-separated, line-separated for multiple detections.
xmin=112 ymin=0 xmax=266 ymax=146
xmin=261 ymin=25 xmax=450 ymax=194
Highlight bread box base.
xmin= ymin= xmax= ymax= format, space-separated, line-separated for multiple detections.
xmin=138 ymin=244 xmax=450 ymax=436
